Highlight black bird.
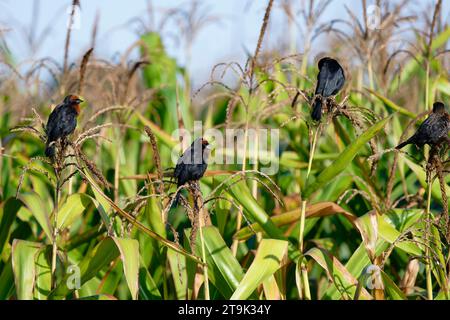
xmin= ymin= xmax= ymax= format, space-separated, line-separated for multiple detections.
xmin=45 ymin=95 xmax=83 ymax=158
xmin=173 ymin=138 xmax=210 ymax=206
xmin=396 ymin=102 xmax=450 ymax=150
xmin=311 ymin=57 xmax=346 ymax=121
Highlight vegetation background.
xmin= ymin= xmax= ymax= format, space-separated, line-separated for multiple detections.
xmin=0 ymin=0 xmax=449 ymax=300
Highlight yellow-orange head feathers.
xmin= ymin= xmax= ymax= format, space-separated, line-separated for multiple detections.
xmin=64 ymin=95 xmax=83 ymax=114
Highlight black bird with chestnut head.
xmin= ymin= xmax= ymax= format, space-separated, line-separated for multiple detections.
xmin=396 ymin=102 xmax=450 ymax=150
xmin=173 ymin=138 xmax=210 ymax=206
xmin=311 ymin=57 xmax=346 ymax=121
xmin=45 ymin=95 xmax=83 ymax=158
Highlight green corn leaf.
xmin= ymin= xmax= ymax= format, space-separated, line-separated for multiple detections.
xmin=356 ymin=211 xmax=422 ymax=257
xmin=49 ymin=237 xmax=120 ymax=299
xmin=139 ymin=265 xmax=161 ymax=300
xmin=0 ymin=258 xmax=14 ymax=299
xmin=381 ymin=270 xmax=407 ymax=300
xmin=34 ymin=246 xmax=51 ymax=300
xmin=324 ymin=209 xmax=422 ymax=299
xmin=82 ymin=170 xmax=201 ymax=263
xmin=187 ymin=226 xmax=245 ymax=299
xmin=51 ymin=237 xmax=140 ymax=300
xmin=306 ymin=247 xmax=373 ymax=300
xmin=213 ymin=175 xmax=301 ymax=261
xmin=18 ymin=192 xmax=53 ymax=241
xmin=0 ymin=198 xmax=22 ymax=253
xmin=112 ymin=237 xmax=140 ymax=300
xmin=366 ymin=89 xmax=416 ymax=118
xmin=304 ymin=115 xmax=393 ymax=198
xmin=403 ymin=158 xmax=450 ymax=207
xmin=395 ymin=27 xmax=450 ymax=89
xmin=231 ymin=239 xmax=288 ymax=300
xmin=11 ymin=240 xmax=42 ymax=300
xmin=167 ymin=250 xmax=187 ymax=300
xmin=57 ymin=193 xmax=92 ymax=230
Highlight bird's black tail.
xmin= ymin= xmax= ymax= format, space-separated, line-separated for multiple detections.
xmin=45 ymin=143 xmax=55 ymax=158
xmin=395 ymin=138 xmax=412 ymax=150
xmin=311 ymin=98 xmax=322 ymax=121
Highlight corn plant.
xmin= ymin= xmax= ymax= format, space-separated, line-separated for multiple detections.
xmin=0 ymin=0 xmax=449 ymax=300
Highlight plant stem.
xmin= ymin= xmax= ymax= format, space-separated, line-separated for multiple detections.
xmin=199 ymin=224 xmax=209 ymax=300
xmin=231 ymin=115 xmax=250 ymax=256
xmin=299 ymin=200 xmax=307 ymax=251
xmin=298 ymin=116 xmax=316 ymax=300
xmin=425 ymin=62 xmax=430 ymax=110
xmin=425 ymin=175 xmax=433 ymax=300
xmin=231 ymin=215 xmax=242 ymax=256
xmin=63 ymin=1 xmax=76 ymax=75
xmin=68 ymin=172 xmax=74 ymax=195
xmin=67 ymin=155 xmax=75 ymax=195
xmin=51 ymin=169 xmax=61 ymax=289
xmin=194 ymin=183 xmax=210 ymax=300
xmin=251 ymin=131 xmax=259 ymax=198
xmin=114 ymin=131 xmax=121 ymax=202
xmin=367 ymin=56 xmax=375 ymax=91
xmin=306 ymin=126 xmax=320 ymax=181
xmin=252 ymin=132 xmax=264 ymax=244
xmin=301 ymin=261 xmax=311 ymax=300
xmin=297 ymin=200 xmax=311 ymax=300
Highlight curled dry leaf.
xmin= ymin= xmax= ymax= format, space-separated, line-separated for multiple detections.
xmin=234 ymin=202 xmax=356 ymax=241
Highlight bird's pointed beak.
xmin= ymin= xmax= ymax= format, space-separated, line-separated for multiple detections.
xmin=76 ymin=99 xmax=84 ymax=104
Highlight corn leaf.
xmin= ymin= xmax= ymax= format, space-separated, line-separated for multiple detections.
xmin=112 ymin=237 xmax=140 ymax=300
xmin=304 ymin=115 xmax=393 ymax=198
xmin=187 ymin=226 xmax=245 ymax=299
xmin=231 ymin=239 xmax=288 ymax=300
xmin=0 ymin=198 xmax=22 ymax=253
xmin=11 ymin=240 xmax=42 ymax=300
xmin=18 ymin=192 xmax=53 ymax=241
xmin=57 ymin=193 xmax=92 ymax=229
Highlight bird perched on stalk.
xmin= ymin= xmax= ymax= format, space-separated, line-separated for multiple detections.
xmin=173 ymin=138 xmax=210 ymax=206
xmin=45 ymin=95 xmax=83 ymax=158
xmin=311 ymin=57 xmax=346 ymax=121
xmin=396 ymin=102 xmax=450 ymax=150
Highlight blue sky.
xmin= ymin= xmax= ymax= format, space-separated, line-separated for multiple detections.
xmin=0 ymin=0 xmax=447 ymax=88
